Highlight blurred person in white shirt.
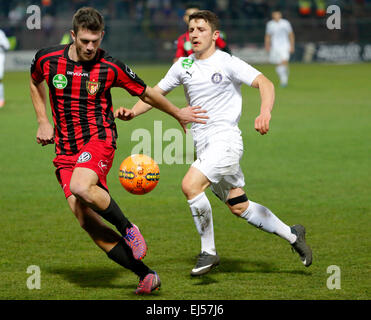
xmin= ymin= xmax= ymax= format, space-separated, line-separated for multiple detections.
xmin=265 ymin=10 xmax=295 ymax=87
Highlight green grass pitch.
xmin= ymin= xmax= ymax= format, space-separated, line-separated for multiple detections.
xmin=0 ymin=63 xmax=369 ymax=300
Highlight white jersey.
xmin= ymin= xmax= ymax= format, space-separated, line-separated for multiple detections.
xmin=158 ymin=50 xmax=261 ymax=150
xmin=0 ymin=29 xmax=10 ymax=54
xmin=265 ymin=19 xmax=293 ymax=51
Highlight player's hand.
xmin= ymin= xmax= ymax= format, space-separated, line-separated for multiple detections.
xmin=178 ymin=105 xmax=208 ymax=133
xmin=114 ymin=107 xmax=135 ymax=121
xmin=36 ymin=121 xmax=54 ymax=146
xmin=255 ymin=112 xmax=271 ymax=135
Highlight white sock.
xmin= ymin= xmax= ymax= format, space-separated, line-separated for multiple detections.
xmin=187 ymin=192 xmax=216 ymax=255
xmin=0 ymin=83 xmax=4 ymax=101
xmin=275 ymin=65 xmax=288 ymax=86
xmin=240 ymin=200 xmax=297 ymax=244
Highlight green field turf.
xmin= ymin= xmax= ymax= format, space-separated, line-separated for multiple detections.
xmin=0 ymin=63 xmax=370 ymax=300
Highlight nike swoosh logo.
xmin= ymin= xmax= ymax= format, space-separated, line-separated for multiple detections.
xmin=192 ymin=264 xmax=214 ymax=273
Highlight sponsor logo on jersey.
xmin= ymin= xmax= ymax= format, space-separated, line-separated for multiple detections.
xmin=98 ymin=160 xmax=108 ymax=173
xmin=77 ymin=152 xmax=92 ymax=163
xmin=86 ymin=81 xmax=100 ymax=95
xmin=52 ymin=74 xmax=68 ymax=89
xmin=182 ymin=58 xmax=194 ymax=69
xmin=126 ymin=65 xmax=136 ymax=79
xmin=211 ymin=72 xmax=223 ymax=84
xmin=67 ymin=71 xmax=89 ymax=77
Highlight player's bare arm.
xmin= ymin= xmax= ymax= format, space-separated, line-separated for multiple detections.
xmin=116 ymin=85 xmax=208 ymax=132
xmin=264 ymin=34 xmax=271 ymax=52
xmin=251 ymin=74 xmax=275 ymax=135
xmin=289 ymin=32 xmax=295 ymax=53
xmin=30 ymin=78 xmax=54 ymax=146
xmin=114 ymin=86 xmax=158 ymax=120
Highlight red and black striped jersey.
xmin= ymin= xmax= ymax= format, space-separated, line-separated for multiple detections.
xmin=31 ymin=43 xmax=146 ymax=155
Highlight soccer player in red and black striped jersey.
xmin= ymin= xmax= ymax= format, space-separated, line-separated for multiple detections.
xmin=30 ymin=7 xmax=207 ymax=294
xmin=173 ymin=3 xmax=230 ymax=63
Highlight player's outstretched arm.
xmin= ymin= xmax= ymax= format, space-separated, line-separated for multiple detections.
xmin=114 ymin=85 xmax=162 ymax=121
xmin=251 ymin=74 xmax=275 ymax=135
xmin=118 ymin=85 xmax=208 ymax=133
xmin=30 ymin=78 xmax=54 ymax=146
xmin=114 ymin=85 xmax=161 ymax=121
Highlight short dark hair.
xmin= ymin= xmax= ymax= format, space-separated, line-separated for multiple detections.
xmin=186 ymin=2 xmax=201 ymax=10
xmin=72 ymin=7 xmax=104 ymax=34
xmin=188 ymin=10 xmax=220 ymax=31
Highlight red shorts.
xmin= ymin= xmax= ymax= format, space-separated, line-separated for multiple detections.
xmin=53 ymin=139 xmax=115 ymax=198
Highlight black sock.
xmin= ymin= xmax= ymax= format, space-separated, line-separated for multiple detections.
xmin=96 ymin=197 xmax=132 ymax=236
xmin=107 ymin=239 xmax=153 ymax=278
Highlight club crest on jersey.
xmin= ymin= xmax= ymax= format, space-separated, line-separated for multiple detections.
xmin=86 ymin=81 xmax=100 ymax=95
xmin=77 ymin=152 xmax=92 ymax=163
xmin=211 ymin=72 xmax=223 ymax=84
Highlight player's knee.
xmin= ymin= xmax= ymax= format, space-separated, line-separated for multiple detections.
xmin=229 ymin=203 xmax=248 ymax=217
xmin=181 ymin=178 xmax=201 ymax=200
xmin=181 ymin=179 xmax=192 ymax=198
xmin=227 ymin=194 xmax=249 ymax=217
xmin=69 ymin=180 xmax=90 ymax=202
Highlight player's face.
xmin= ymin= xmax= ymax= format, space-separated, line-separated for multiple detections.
xmin=184 ymin=8 xmax=199 ymax=25
xmin=72 ymin=28 xmax=104 ymax=62
xmin=272 ymin=11 xmax=282 ymax=21
xmin=189 ymin=19 xmax=218 ymax=56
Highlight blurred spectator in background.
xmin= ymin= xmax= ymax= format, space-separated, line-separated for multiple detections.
xmin=173 ymin=2 xmax=230 ymax=63
xmin=265 ymin=9 xmax=295 ymax=87
xmin=0 ymin=28 xmax=10 ymax=108
xmin=8 ymin=2 xmax=26 ymax=27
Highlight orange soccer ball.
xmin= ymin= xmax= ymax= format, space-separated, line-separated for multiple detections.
xmin=119 ymin=154 xmax=160 ymax=195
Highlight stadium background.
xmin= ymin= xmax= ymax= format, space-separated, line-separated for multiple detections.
xmin=0 ymin=0 xmax=370 ymax=302
xmin=1 ymin=0 xmax=371 ymax=65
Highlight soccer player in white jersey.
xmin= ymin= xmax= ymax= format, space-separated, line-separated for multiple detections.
xmin=116 ymin=10 xmax=312 ymax=276
xmin=265 ymin=10 xmax=295 ymax=87
xmin=0 ymin=29 xmax=10 ymax=108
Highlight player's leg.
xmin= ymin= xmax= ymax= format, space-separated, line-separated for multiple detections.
xmin=226 ymin=188 xmax=312 ymax=266
xmin=67 ymin=195 xmax=160 ymax=293
xmin=69 ymin=167 xmax=147 ymax=260
xmin=182 ymin=166 xmax=214 ymax=254
xmin=67 ymin=194 xmax=121 ymax=251
xmin=70 ymin=167 xmax=130 ymax=234
xmin=277 ymin=60 xmax=289 ymax=87
xmin=182 ymin=166 xmax=220 ymax=276
xmin=226 ymin=187 xmax=296 ymax=241
xmin=272 ymin=48 xmax=289 ymax=87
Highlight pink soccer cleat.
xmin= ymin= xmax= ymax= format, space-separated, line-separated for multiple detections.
xmin=135 ymin=272 xmax=161 ymax=294
xmin=124 ymin=224 xmax=147 ymax=260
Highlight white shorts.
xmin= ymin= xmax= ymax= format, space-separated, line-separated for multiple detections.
xmin=269 ymin=47 xmax=290 ymax=64
xmin=192 ymin=131 xmax=245 ymax=203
